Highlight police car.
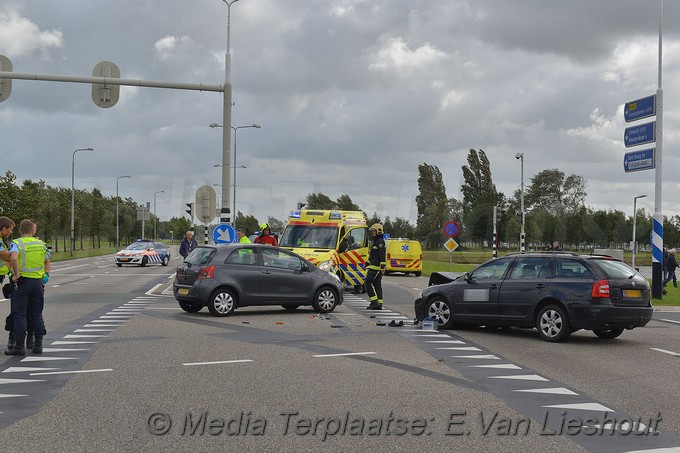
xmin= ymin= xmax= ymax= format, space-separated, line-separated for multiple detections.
xmin=115 ymin=240 xmax=171 ymax=267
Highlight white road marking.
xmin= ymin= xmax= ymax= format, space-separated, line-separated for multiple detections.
xmin=451 ymin=354 xmax=500 ymax=360
xmin=425 ymin=340 xmax=466 ymax=344
xmin=469 ymin=364 xmax=522 ymax=369
xmin=89 ymin=320 xmax=125 ymax=323
xmin=50 ymin=341 xmax=99 ymax=345
xmin=42 ymin=348 xmax=90 ymax=353
xmin=64 ymin=334 xmax=108 ymax=338
xmin=650 ymin=348 xmax=680 ymax=356
xmin=488 ymin=374 xmax=549 ymax=381
xmin=21 ymin=356 xmax=79 ymax=362
xmin=29 ymin=368 xmax=113 ymax=376
xmin=74 ymin=329 xmax=116 ymax=332
xmin=0 ymin=393 xmax=27 ymax=398
xmin=0 ymin=378 xmax=45 ymax=384
xmin=659 ymin=318 xmax=680 ymax=324
xmin=437 ymin=347 xmax=482 ymax=351
xmin=183 ymin=360 xmax=253 ymax=366
xmin=514 ymin=387 xmax=579 ymax=395
xmin=542 ymin=403 xmax=615 ymax=412
xmin=3 ymin=367 xmax=61 ymax=373
xmin=314 ymin=352 xmax=376 ymax=358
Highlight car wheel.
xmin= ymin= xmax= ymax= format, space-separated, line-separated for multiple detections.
xmin=312 ymin=287 xmax=338 ymax=313
xmin=282 ymin=305 xmax=301 ymax=311
xmin=161 ymin=255 xmax=169 ymax=266
xmin=593 ymin=328 xmax=624 ymax=339
xmin=116 ymin=263 xmax=122 ymax=267
xmin=536 ymin=305 xmax=571 ymax=342
xmin=178 ymin=301 xmax=203 ymax=313
xmin=208 ymin=288 xmax=237 ymax=317
xmin=140 ymin=256 xmax=148 ymax=267
xmin=426 ymin=297 xmax=454 ymax=329
xmin=414 ymin=272 xmax=421 ymax=277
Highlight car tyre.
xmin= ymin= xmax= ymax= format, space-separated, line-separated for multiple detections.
xmin=312 ymin=287 xmax=338 ymax=313
xmin=536 ymin=305 xmax=571 ymax=342
xmin=178 ymin=301 xmax=203 ymax=313
xmin=208 ymin=288 xmax=237 ymax=317
xmin=426 ymin=297 xmax=454 ymax=329
xmin=593 ymin=328 xmax=624 ymax=339
xmin=414 ymin=272 xmax=421 ymax=277
xmin=161 ymin=255 xmax=169 ymax=266
xmin=282 ymin=305 xmax=301 ymax=311
xmin=140 ymin=256 xmax=148 ymax=267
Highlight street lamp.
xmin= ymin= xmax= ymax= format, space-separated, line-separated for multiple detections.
xmin=71 ymin=147 xmax=94 ymax=256
xmin=210 ymin=122 xmax=260 ymax=222
xmin=154 ymin=190 xmax=165 ymax=241
xmin=632 ymin=194 xmax=648 ymax=269
xmin=116 ymin=175 xmax=131 ymax=247
xmin=515 ymin=152 xmax=525 ymax=253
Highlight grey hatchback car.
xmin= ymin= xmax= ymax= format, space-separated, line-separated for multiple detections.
xmin=173 ymin=244 xmax=344 ymax=317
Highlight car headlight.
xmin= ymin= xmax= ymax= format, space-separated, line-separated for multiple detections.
xmin=318 ymin=259 xmax=334 ymax=272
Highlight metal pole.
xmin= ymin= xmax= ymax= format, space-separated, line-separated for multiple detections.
xmin=116 ymin=175 xmax=131 ymax=247
xmin=632 ymin=195 xmax=647 ymax=269
xmin=516 ymin=153 xmax=525 ymax=253
xmin=652 ymin=0 xmax=664 ymax=298
xmin=71 ymin=147 xmax=93 ymax=256
xmin=154 ymin=190 xmax=165 ymax=241
xmin=233 ymin=126 xmax=238 ymax=220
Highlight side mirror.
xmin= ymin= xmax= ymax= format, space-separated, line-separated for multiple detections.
xmin=464 ymin=272 xmax=472 ymax=283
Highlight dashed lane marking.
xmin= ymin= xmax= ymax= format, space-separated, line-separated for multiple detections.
xmin=314 ymin=352 xmax=376 ymax=358
xmin=514 ymin=387 xmax=579 ymax=395
xmin=183 ymin=360 xmax=253 ymax=366
xmin=29 ymin=369 xmax=113 ymax=376
xmin=542 ymin=403 xmax=615 ymax=412
xmin=488 ymin=374 xmax=549 ymax=381
xmin=650 ymin=348 xmax=680 ymax=356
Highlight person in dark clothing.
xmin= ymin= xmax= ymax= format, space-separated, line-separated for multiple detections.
xmin=364 ymin=224 xmax=386 ymax=310
xmin=663 ymin=248 xmax=669 ymax=282
xmin=663 ymin=248 xmax=679 ymax=289
xmin=552 ymin=240 xmax=563 ymax=251
xmin=179 ymin=231 xmax=198 ymax=259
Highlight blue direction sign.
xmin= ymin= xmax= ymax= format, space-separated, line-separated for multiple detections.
xmin=212 ymin=223 xmax=237 ymax=244
xmin=624 ymin=148 xmax=655 ymax=173
xmin=624 ymin=95 xmax=656 ymax=123
xmin=624 ymin=121 xmax=655 ymax=148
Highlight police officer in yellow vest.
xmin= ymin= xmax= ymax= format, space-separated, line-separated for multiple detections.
xmin=0 ymin=216 xmax=16 ymax=349
xmin=5 ymin=219 xmax=50 ymax=356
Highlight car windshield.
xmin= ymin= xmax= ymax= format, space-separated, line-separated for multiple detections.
xmin=279 ymin=225 xmax=338 ymax=249
xmin=125 ymin=243 xmax=149 ymax=251
xmin=184 ymin=247 xmax=215 ymax=265
xmin=590 ymin=258 xmax=637 ymax=279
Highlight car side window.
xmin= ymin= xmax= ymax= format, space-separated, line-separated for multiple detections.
xmin=226 ymin=248 xmax=257 ymax=265
xmin=556 ymin=258 xmax=594 ymax=278
xmin=507 ymin=256 xmax=551 ymax=280
xmin=471 ymin=257 xmax=513 ymax=280
xmin=261 ymin=248 xmax=302 ymax=271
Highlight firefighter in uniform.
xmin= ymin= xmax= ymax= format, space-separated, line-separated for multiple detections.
xmin=365 ymin=223 xmax=386 ymax=310
xmin=5 ymin=219 xmax=50 ymax=356
xmin=254 ymin=223 xmax=278 ymax=246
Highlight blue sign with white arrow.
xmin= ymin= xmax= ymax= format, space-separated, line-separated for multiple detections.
xmin=212 ymin=223 xmax=237 ymax=244
xmin=624 ymin=95 xmax=656 ymax=123
xmin=624 ymin=121 xmax=655 ymax=148
xmin=624 ymin=148 xmax=655 ymax=173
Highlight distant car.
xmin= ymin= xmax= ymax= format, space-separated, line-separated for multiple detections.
xmin=414 ymin=252 xmax=653 ymax=342
xmin=115 ymin=240 xmax=171 ymax=267
xmin=173 ymin=244 xmax=344 ymax=317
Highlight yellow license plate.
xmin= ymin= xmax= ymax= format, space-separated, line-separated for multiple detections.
xmin=178 ymin=288 xmax=189 ymax=295
xmin=623 ymin=289 xmax=642 ymax=298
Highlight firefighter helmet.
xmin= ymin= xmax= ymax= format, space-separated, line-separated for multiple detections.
xmin=260 ymin=223 xmax=271 ymax=232
xmin=369 ymin=223 xmax=383 ymax=235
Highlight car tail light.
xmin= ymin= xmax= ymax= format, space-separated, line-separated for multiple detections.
xmin=198 ymin=265 xmax=215 ymax=280
xmin=592 ymin=280 xmax=610 ymax=298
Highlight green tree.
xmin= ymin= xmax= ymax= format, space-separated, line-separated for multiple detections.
xmin=459 ymin=149 xmax=504 ymax=243
xmin=525 ymin=169 xmax=587 ymax=215
xmin=336 ymin=194 xmax=360 ymax=211
xmin=415 ymin=163 xmax=449 ymax=249
xmin=234 ymin=213 xmax=259 ymax=236
xmin=306 ymin=193 xmax=336 ymax=210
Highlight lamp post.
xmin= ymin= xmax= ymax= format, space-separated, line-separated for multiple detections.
xmin=210 ymin=122 xmax=260 ymax=222
xmin=515 ymin=152 xmax=525 ymax=253
xmin=116 ymin=175 xmax=131 ymax=247
xmin=154 ymin=190 xmax=165 ymax=241
xmin=71 ymin=147 xmax=94 ymax=256
xmin=632 ymin=194 xmax=648 ymax=269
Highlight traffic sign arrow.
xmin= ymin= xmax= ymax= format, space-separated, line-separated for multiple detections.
xmin=624 ymin=148 xmax=655 ymax=173
xmin=624 ymin=121 xmax=655 ymax=148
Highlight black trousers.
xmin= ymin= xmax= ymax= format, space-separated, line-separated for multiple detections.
xmin=364 ymin=269 xmax=383 ymax=304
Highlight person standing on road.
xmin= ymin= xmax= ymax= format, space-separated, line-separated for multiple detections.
xmin=365 ymin=223 xmax=386 ymax=310
xmin=179 ymin=231 xmax=198 ymax=259
xmin=552 ymin=240 xmax=563 ymax=251
xmin=663 ymin=248 xmax=679 ymax=290
xmin=237 ymin=229 xmax=251 ymax=244
xmin=254 ymin=223 xmax=278 ymax=246
xmin=5 ymin=219 xmax=50 ymax=356
xmin=0 ymin=216 xmax=16 ymax=350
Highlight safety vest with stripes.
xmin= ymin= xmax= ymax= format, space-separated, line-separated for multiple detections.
xmin=13 ymin=237 xmax=47 ymax=278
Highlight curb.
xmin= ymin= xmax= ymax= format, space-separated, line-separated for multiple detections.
xmin=652 ymin=306 xmax=680 ymax=312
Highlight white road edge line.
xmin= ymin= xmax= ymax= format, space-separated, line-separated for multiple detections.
xmin=313 ymin=352 xmax=376 ymax=358
xmin=650 ymin=347 xmax=680 ymax=356
xmin=183 ymin=360 xmax=254 ymax=366
xmin=29 ymin=369 xmax=113 ymax=376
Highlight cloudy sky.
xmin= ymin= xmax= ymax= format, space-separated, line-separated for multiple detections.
xmin=1 ymin=0 xmax=679 ymax=229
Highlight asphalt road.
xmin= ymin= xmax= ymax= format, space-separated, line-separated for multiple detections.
xmin=0 ymin=257 xmax=679 ymax=452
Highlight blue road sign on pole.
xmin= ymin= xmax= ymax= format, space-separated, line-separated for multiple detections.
xmin=624 ymin=148 xmax=655 ymax=173
xmin=213 ymin=223 xmax=236 ymax=244
xmin=624 ymin=121 xmax=655 ymax=148
xmin=624 ymin=95 xmax=656 ymax=123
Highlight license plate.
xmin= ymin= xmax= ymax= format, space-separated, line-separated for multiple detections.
xmin=119 ymin=258 xmax=130 ymax=262
xmin=623 ymin=289 xmax=642 ymax=298
xmin=178 ymin=288 xmax=189 ymax=295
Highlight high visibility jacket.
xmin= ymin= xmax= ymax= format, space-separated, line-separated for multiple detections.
xmin=367 ymin=235 xmax=386 ymax=271
xmin=0 ymin=239 xmax=9 ymax=276
xmin=13 ymin=237 xmax=47 ymax=278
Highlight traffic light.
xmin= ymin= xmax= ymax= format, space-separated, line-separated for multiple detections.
xmin=185 ymin=202 xmax=194 ymax=218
